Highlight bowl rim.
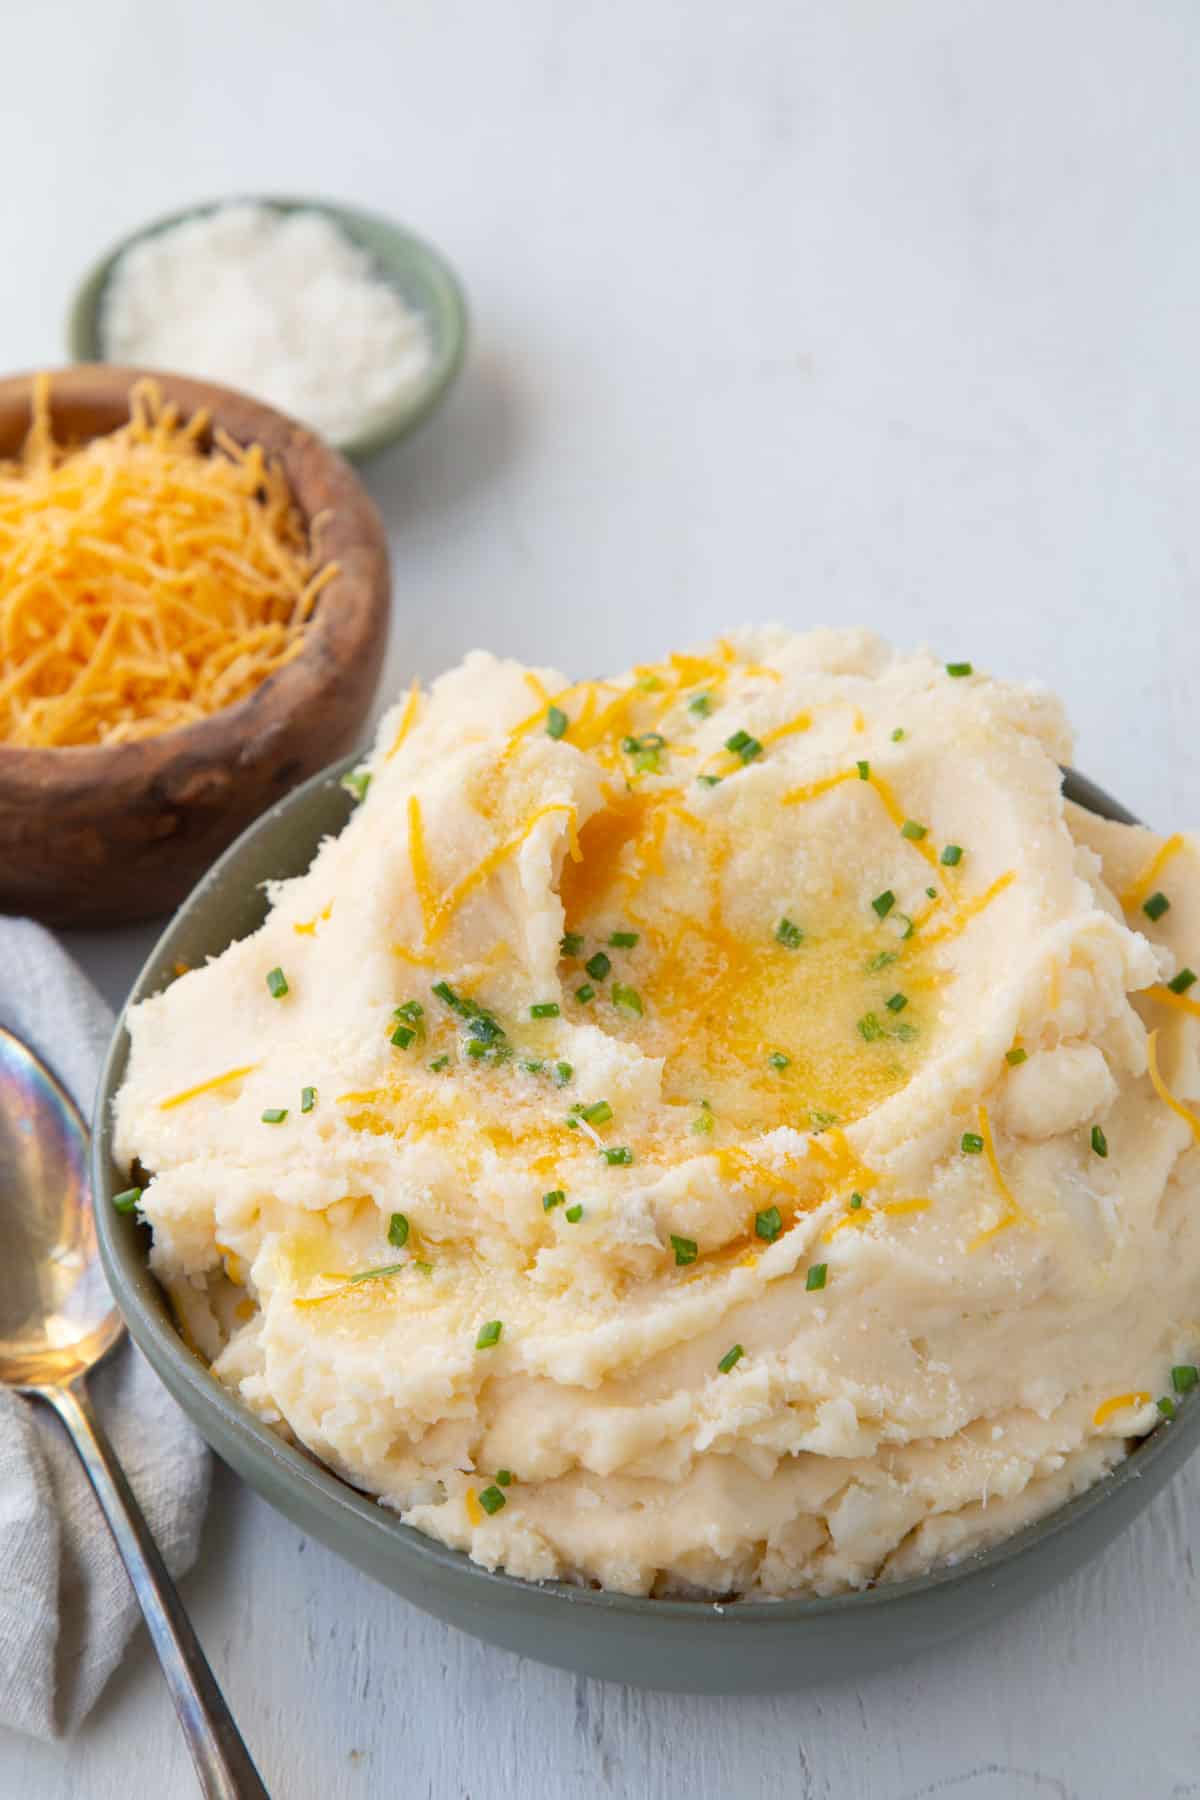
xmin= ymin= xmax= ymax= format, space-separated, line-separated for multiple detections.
xmin=65 ymin=193 xmax=469 ymax=463
xmin=0 ymin=362 xmax=389 ymax=783
xmin=91 ymin=758 xmax=1200 ymax=1623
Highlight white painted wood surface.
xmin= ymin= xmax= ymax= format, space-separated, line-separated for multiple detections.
xmin=4 ymin=2 xmax=1200 ymax=1792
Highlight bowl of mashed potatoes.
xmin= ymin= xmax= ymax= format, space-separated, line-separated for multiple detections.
xmin=94 ymin=628 xmax=1200 ymax=1692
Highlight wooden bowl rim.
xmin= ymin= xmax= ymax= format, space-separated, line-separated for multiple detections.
xmin=0 ymin=364 xmax=389 ymax=792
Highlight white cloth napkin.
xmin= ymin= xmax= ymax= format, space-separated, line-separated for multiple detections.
xmin=0 ymin=917 xmax=210 ymax=1740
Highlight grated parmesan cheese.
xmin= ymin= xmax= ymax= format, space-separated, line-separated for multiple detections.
xmin=101 ymin=203 xmax=434 ymax=446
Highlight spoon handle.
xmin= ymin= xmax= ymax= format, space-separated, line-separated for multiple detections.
xmin=41 ymin=1380 xmax=270 ymax=1800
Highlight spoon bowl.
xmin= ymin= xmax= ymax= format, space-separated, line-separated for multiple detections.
xmin=0 ymin=1027 xmax=121 ymax=1387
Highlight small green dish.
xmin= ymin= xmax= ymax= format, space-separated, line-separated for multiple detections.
xmin=66 ymin=196 xmax=467 ymax=462
xmin=91 ymin=763 xmax=1200 ymax=1692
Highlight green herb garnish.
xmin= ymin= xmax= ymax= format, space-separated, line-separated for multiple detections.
xmin=891 ymin=728 xmax=905 ymax=742
xmin=340 ymin=767 xmax=372 ymax=803
xmin=301 ymin=1085 xmax=317 ymax=1113
xmin=872 ymin=890 xmax=895 ymax=918
xmin=1172 ymin=1364 xmax=1198 ymax=1394
xmin=476 ymin=1320 xmax=503 ymax=1350
xmin=805 ymin=1263 xmax=828 ymax=1292
xmin=885 ymin=993 xmax=908 ymax=1013
xmin=429 ymin=1054 xmax=451 ymax=1071
xmin=113 ymin=1186 xmax=142 ymax=1214
xmin=849 ymin=1192 xmax=863 ymax=1209
xmin=388 ymin=1213 xmax=410 ymax=1248
xmin=602 ymin=1146 xmax=634 ymax=1165
xmin=554 ymin=1061 xmax=573 ymax=1086
xmin=610 ymin=930 xmax=639 ymax=948
xmin=565 ymin=1204 xmax=583 ymax=1223
xmin=941 ymin=844 xmax=963 ymax=867
xmin=266 ymin=967 xmax=289 ymax=999
xmin=1143 ymin=892 xmax=1170 ymax=922
xmin=689 ymin=693 xmax=713 ymax=716
xmin=261 ymin=1108 xmax=288 ymax=1124
xmin=546 ymin=706 xmax=568 ymax=740
xmin=961 ymin=1132 xmax=984 ymax=1154
xmin=1158 ymin=1396 xmax=1177 ymax=1421
xmin=585 ymin=951 xmax=612 ymax=982
xmin=391 ymin=1023 xmax=416 ymax=1049
xmin=576 ymin=985 xmax=595 ymax=1003
xmin=768 ymin=1051 xmax=791 ymax=1070
xmin=697 ymin=774 xmax=722 ymax=788
xmin=717 ymin=1344 xmax=744 ymax=1374
xmin=543 ymin=1189 xmax=565 ymax=1211
xmin=946 ymin=662 xmax=973 ymax=678
xmin=496 ymin=1470 xmax=514 ymax=1486
xmin=582 ymin=1100 xmax=613 ymax=1126
xmin=348 ymin=1263 xmax=405 ymax=1285
xmin=612 ymin=982 xmax=643 ymax=1015
xmin=530 ymin=1001 xmax=561 ymax=1019
xmin=478 ymin=1485 xmax=506 ymax=1515
xmin=775 ymin=917 xmax=803 ymax=949
xmin=856 ymin=759 xmax=870 ymax=780
xmin=1168 ymin=967 xmax=1197 ymax=995
xmin=755 ymin=1206 xmax=782 ymax=1243
xmin=560 ymin=931 xmax=584 ymax=957
xmin=1090 ymin=1125 xmax=1108 ymax=1158
xmin=671 ymin=1234 xmax=698 ymax=1266
xmin=1005 ymin=1047 xmax=1027 ymax=1067
xmin=901 ymin=819 xmax=927 ymax=841
xmin=866 ymin=950 xmax=897 ymax=973
xmin=857 ymin=1012 xmax=885 ymax=1042
xmin=724 ymin=729 xmax=762 ymax=764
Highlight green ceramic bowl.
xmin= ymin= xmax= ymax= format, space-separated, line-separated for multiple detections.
xmin=91 ymin=763 xmax=1200 ymax=1692
xmin=66 ymin=197 xmax=467 ymax=461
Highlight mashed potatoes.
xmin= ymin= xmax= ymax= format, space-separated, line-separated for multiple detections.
xmin=114 ymin=628 xmax=1200 ymax=1597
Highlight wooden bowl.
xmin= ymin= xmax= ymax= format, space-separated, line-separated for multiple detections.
xmin=0 ymin=365 xmax=390 ymax=927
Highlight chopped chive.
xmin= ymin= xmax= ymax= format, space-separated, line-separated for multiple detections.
xmin=340 ymin=767 xmax=372 ymax=803
xmin=893 ymin=912 xmax=915 ymax=941
xmin=582 ymin=1100 xmax=613 ymax=1126
xmin=1006 ymin=1047 xmax=1027 ymax=1067
xmin=633 ymin=747 xmax=663 ymax=774
xmin=857 ymin=1012 xmax=885 ymax=1042
xmin=554 ymin=1062 xmax=574 ymax=1087
xmin=689 ymin=693 xmax=713 ymax=716
xmin=261 ymin=1108 xmax=288 ymax=1124
xmin=856 ymin=759 xmax=870 ymax=781
xmin=946 ymin=662 xmax=973 ymax=678
xmin=391 ymin=1023 xmax=416 ymax=1048
xmin=585 ymin=951 xmax=612 ymax=982
xmin=565 ymin=1204 xmax=583 ymax=1222
xmin=805 ymin=1263 xmax=828 ymax=1292
xmin=1172 ymin=1364 xmax=1199 ymax=1394
xmin=610 ymin=930 xmax=639 ymax=948
xmin=530 ymin=1001 xmax=561 ymax=1019
xmin=691 ymin=1109 xmax=714 ymax=1134
xmin=348 ymin=1262 xmax=405 ymax=1285
xmin=300 ymin=1086 xmax=317 ymax=1114
xmin=388 ymin=1213 xmax=410 ymax=1248
xmin=893 ymin=1020 xmax=918 ymax=1042
xmin=602 ymin=1146 xmax=634 ymax=1165
xmin=560 ymin=931 xmax=584 ymax=957
xmin=575 ymin=984 xmax=595 ymax=1004
xmin=755 ymin=1206 xmax=783 ymax=1243
xmin=113 ymin=1186 xmax=142 ymax=1214
xmin=872 ymin=890 xmax=895 ymax=918
xmin=546 ymin=705 xmax=568 ymax=739
xmin=543 ymin=1189 xmax=565 ymax=1211
xmin=612 ymin=982 xmax=643 ymax=1015
xmin=768 ymin=1051 xmax=791 ymax=1070
xmin=394 ymin=999 xmax=424 ymax=1023
xmin=961 ymin=1132 xmax=984 ymax=1154
xmin=266 ymin=967 xmax=288 ymax=999
xmin=849 ymin=1192 xmax=863 ymax=1209
xmin=413 ymin=1260 xmax=433 ymax=1276
xmin=670 ymin=1234 xmax=698 ymax=1266
xmin=520 ymin=1059 xmax=544 ymax=1074
xmin=432 ymin=979 xmax=475 ymax=1017
xmin=496 ymin=1469 xmax=514 ymax=1486
xmin=1143 ymin=892 xmax=1170 ymax=923
xmin=1090 ymin=1125 xmax=1108 ymax=1159
xmin=866 ymin=950 xmax=897 ymax=973
xmin=941 ymin=844 xmax=963 ymax=867
xmin=429 ymin=1054 xmax=451 ymax=1071
xmin=891 ymin=728 xmax=905 ymax=742
xmin=810 ymin=1109 xmax=838 ymax=1128
xmin=697 ymin=774 xmax=722 ymax=788
xmin=1158 ymin=1396 xmax=1177 ymax=1421
xmin=478 ymin=1484 xmax=506 ymax=1515
xmin=725 ymin=729 xmax=752 ymax=754
xmin=466 ymin=1012 xmax=504 ymax=1044
xmin=885 ymin=993 xmax=908 ymax=1013
xmin=1168 ymin=967 xmax=1197 ymax=995
xmin=717 ymin=1344 xmax=744 ymax=1374
xmin=775 ymin=917 xmax=804 ymax=948
xmin=476 ymin=1320 xmax=503 ymax=1350
xmin=900 ymin=819 xmax=927 ymax=841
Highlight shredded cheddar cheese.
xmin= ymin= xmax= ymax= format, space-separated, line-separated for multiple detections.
xmin=1120 ymin=834 xmax=1185 ymax=913
xmin=1146 ymin=1029 xmax=1200 ymax=1144
xmin=158 ymin=1063 xmax=260 ymax=1110
xmin=1093 ymin=1392 xmax=1151 ymax=1428
xmin=0 ymin=375 xmax=336 ymax=747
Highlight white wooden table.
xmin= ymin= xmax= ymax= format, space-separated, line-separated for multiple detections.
xmin=4 ymin=2 xmax=1200 ymax=1793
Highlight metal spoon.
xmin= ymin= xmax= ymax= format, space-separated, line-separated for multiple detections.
xmin=0 ymin=1024 xmax=268 ymax=1799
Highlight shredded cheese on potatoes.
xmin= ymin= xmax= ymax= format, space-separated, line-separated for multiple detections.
xmin=0 ymin=375 xmax=337 ymax=748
